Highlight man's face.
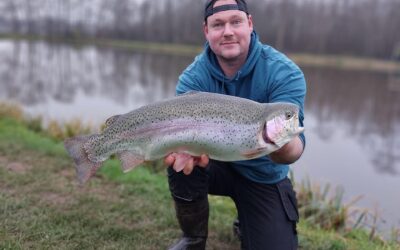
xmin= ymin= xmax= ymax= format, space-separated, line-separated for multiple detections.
xmin=204 ymin=0 xmax=253 ymax=63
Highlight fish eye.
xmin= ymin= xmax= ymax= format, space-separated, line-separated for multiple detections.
xmin=285 ymin=111 xmax=293 ymax=120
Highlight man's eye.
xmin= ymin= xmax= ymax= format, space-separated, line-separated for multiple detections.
xmin=212 ymin=23 xmax=223 ymax=28
xmin=232 ymin=20 xmax=242 ymax=25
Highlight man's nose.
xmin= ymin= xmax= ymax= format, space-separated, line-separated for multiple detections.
xmin=223 ymin=24 xmax=234 ymax=36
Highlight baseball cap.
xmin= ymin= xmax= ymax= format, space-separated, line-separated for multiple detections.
xmin=204 ymin=0 xmax=249 ymax=21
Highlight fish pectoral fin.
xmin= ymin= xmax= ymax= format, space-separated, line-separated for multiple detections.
xmin=117 ymin=151 xmax=145 ymax=173
xmin=240 ymin=148 xmax=266 ymax=159
xmin=273 ymin=136 xmax=292 ymax=148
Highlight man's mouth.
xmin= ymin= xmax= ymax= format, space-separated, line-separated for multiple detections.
xmin=221 ymin=41 xmax=237 ymax=45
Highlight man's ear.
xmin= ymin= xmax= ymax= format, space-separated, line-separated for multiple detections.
xmin=248 ymin=15 xmax=254 ymax=32
xmin=203 ymin=22 xmax=209 ymax=37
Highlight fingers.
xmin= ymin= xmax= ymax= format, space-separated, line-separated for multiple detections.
xmin=193 ymin=154 xmax=209 ymax=168
xmin=164 ymin=153 xmax=176 ymax=166
xmin=199 ymin=154 xmax=209 ymax=167
xmin=182 ymin=154 xmax=209 ymax=174
xmin=182 ymin=157 xmax=194 ymax=175
xmin=166 ymin=153 xmax=209 ymax=174
xmin=173 ymin=153 xmax=192 ymax=172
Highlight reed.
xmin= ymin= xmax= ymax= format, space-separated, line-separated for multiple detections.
xmin=293 ymin=174 xmax=366 ymax=232
xmin=53 ymin=118 xmax=94 ymax=140
xmin=0 ymin=102 xmax=95 ymax=140
xmin=0 ymin=102 xmax=24 ymax=121
xmin=290 ymin=172 xmax=400 ymax=245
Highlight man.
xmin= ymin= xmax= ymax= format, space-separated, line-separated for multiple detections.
xmin=165 ymin=0 xmax=306 ymax=249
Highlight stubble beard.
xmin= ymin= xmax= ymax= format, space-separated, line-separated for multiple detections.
xmin=218 ymin=48 xmax=247 ymax=66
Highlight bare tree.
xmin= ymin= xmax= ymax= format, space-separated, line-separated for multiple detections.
xmin=3 ymin=0 xmax=21 ymax=33
xmin=0 ymin=0 xmax=399 ymax=59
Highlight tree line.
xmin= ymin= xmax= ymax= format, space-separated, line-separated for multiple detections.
xmin=0 ymin=0 xmax=399 ymax=59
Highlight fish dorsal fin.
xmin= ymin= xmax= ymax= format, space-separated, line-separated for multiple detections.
xmin=104 ymin=115 xmax=121 ymax=128
xmin=179 ymin=90 xmax=201 ymax=96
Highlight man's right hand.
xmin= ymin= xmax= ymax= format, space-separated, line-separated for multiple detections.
xmin=164 ymin=153 xmax=209 ymax=175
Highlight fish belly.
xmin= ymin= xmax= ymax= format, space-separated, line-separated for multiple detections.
xmin=141 ymin=121 xmax=260 ymax=162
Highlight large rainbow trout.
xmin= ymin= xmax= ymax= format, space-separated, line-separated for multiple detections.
xmin=64 ymin=92 xmax=304 ymax=184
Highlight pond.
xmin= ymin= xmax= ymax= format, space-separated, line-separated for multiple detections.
xmin=0 ymin=39 xmax=399 ymax=232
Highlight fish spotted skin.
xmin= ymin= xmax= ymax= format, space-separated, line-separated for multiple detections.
xmin=64 ymin=91 xmax=304 ymax=184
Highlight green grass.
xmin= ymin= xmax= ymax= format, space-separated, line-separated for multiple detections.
xmin=0 ymin=117 xmax=399 ymax=249
xmin=0 ymin=117 xmax=238 ymax=249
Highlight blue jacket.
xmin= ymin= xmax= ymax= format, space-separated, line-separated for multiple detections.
xmin=176 ymin=32 xmax=306 ymax=184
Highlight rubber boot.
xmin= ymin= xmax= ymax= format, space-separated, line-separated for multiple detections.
xmin=168 ymin=198 xmax=209 ymax=250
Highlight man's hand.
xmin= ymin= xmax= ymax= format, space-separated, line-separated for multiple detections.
xmin=164 ymin=153 xmax=209 ymax=175
xmin=269 ymin=136 xmax=304 ymax=164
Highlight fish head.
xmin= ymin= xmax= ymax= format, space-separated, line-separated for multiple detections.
xmin=260 ymin=103 xmax=305 ymax=149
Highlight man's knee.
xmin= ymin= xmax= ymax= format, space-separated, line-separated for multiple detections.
xmin=167 ymin=166 xmax=209 ymax=202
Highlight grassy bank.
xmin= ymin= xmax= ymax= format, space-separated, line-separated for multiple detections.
xmin=1 ymin=34 xmax=400 ymax=74
xmin=0 ymin=117 xmax=238 ymax=249
xmin=1 ymin=104 xmax=399 ymax=249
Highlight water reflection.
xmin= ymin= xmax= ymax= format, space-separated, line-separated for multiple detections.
xmin=0 ymin=40 xmax=191 ymax=114
xmin=303 ymin=67 xmax=400 ymax=175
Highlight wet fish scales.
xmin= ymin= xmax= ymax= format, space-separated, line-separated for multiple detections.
xmin=64 ymin=92 xmax=304 ymax=184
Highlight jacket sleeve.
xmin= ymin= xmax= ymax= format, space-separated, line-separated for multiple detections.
xmin=176 ymin=59 xmax=208 ymax=95
xmin=267 ymin=61 xmax=307 ymax=148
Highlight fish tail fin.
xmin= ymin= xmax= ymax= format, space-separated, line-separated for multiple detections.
xmin=64 ymin=135 xmax=102 ymax=184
